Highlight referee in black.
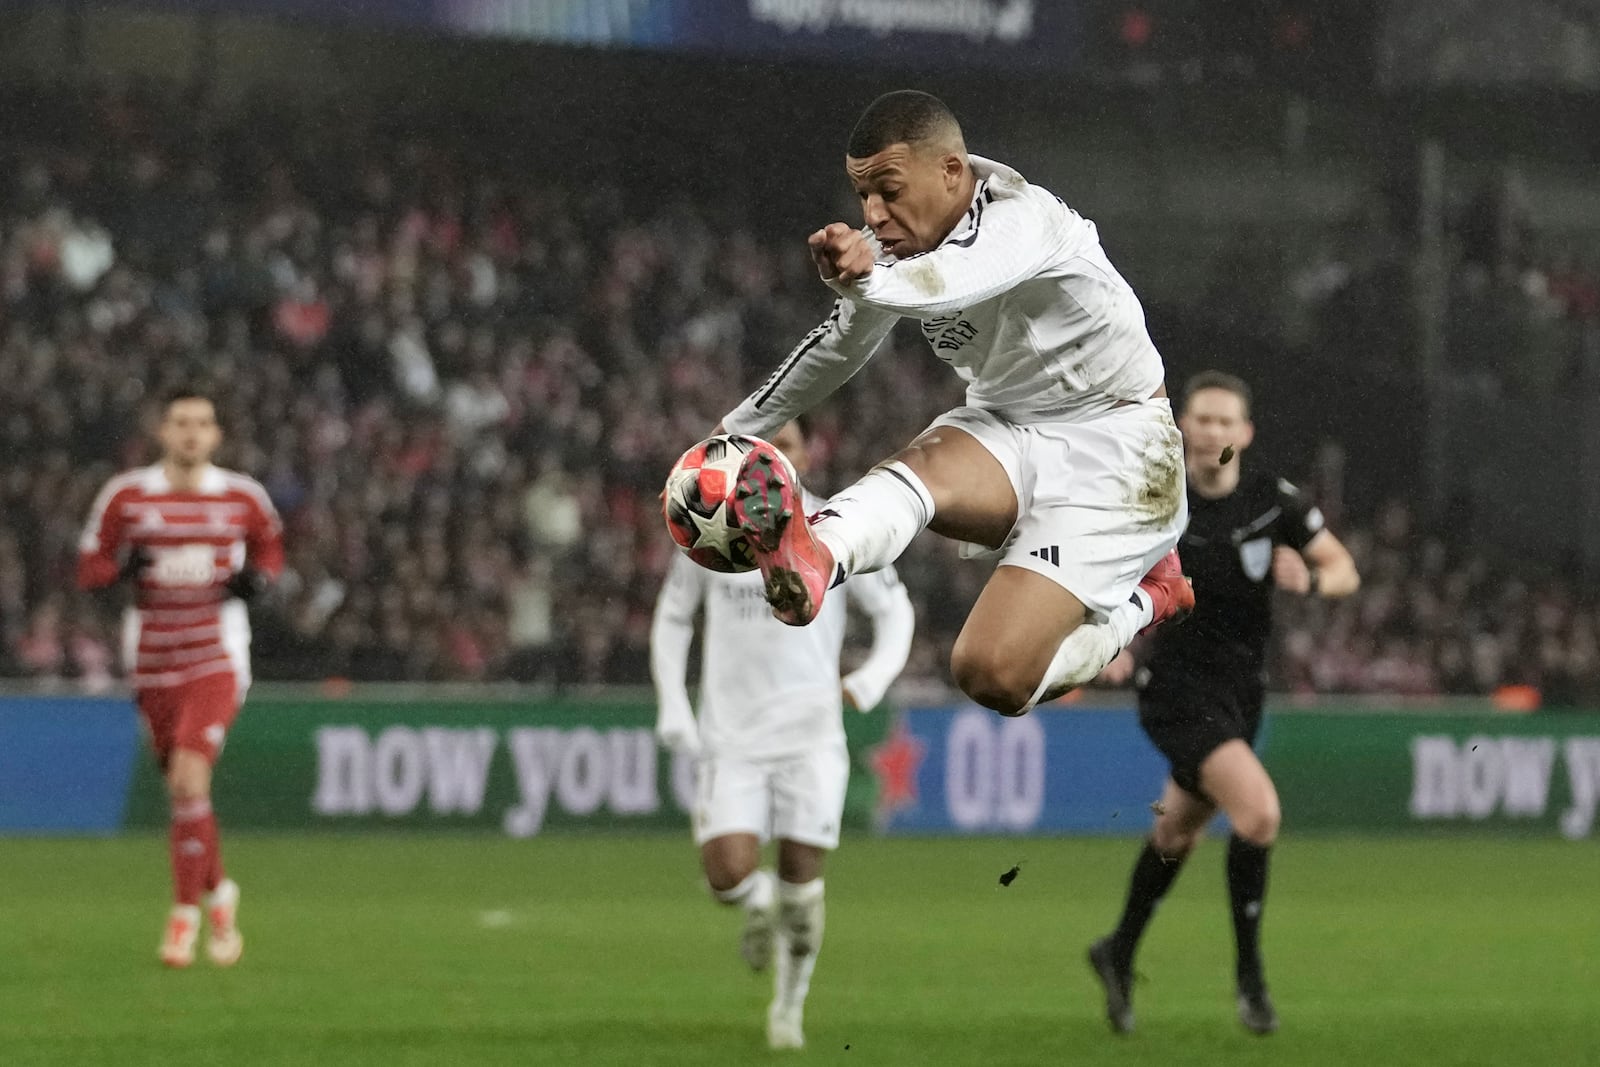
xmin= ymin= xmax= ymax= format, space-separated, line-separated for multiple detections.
xmin=1087 ymin=371 xmax=1359 ymax=1036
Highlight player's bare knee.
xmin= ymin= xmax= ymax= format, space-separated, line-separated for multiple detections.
xmin=777 ymin=843 xmax=824 ymax=884
xmin=703 ymin=855 xmax=757 ymax=895
xmin=165 ymin=765 xmax=209 ymax=803
xmin=1151 ymin=823 xmax=1198 ymax=857
xmin=885 ymin=442 xmax=935 ymax=485
xmin=957 ymin=674 xmax=1032 ymax=717
xmin=949 ymin=644 xmax=1034 ymax=716
xmin=167 ymin=779 xmax=207 ymax=804
xmin=1231 ymin=800 xmax=1280 ymax=847
xmin=1150 ymin=829 xmax=1188 ymax=856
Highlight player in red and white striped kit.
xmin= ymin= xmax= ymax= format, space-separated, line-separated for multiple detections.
xmin=77 ymin=387 xmax=283 ymax=968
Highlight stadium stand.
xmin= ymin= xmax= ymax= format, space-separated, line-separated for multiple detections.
xmin=1 ymin=83 xmax=1596 ymax=700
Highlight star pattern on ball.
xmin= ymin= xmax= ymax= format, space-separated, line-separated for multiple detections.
xmin=688 ymin=499 xmax=740 ymax=560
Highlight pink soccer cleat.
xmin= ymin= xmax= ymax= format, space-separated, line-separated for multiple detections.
xmin=1137 ymin=549 xmax=1194 ymax=636
xmin=728 ymin=441 xmax=835 ymax=626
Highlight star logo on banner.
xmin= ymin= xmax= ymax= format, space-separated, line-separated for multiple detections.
xmin=688 ymin=499 xmax=740 ymax=561
xmin=869 ymin=716 xmax=925 ymax=821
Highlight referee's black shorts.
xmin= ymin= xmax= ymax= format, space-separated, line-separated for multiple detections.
xmin=1136 ymin=667 xmax=1265 ymax=798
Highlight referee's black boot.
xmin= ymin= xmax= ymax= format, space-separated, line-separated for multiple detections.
xmin=1087 ymin=937 xmax=1135 ymax=1034
xmin=1236 ymin=983 xmax=1279 ymax=1035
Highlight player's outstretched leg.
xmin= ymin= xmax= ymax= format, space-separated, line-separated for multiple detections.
xmin=1088 ymin=842 xmax=1192 ymax=1034
xmin=1089 ymin=781 xmax=1207 ymax=1033
xmin=768 ymin=878 xmax=825 ymax=1050
xmin=206 ymin=878 xmax=244 ymax=966
xmin=804 ymin=459 xmax=936 ymax=583
xmin=730 ymin=442 xmax=836 ymax=626
xmin=1024 ymin=550 xmax=1194 ymax=710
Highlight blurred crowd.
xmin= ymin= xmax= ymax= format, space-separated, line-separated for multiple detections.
xmin=1273 ymin=501 xmax=1600 ymax=707
xmin=1 ymin=84 xmax=1596 ymax=705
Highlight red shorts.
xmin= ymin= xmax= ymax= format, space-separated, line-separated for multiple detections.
xmin=136 ymin=671 xmax=241 ymax=768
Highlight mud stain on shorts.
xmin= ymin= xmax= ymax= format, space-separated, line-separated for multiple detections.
xmin=1133 ymin=426 xmax=1183 ymax=528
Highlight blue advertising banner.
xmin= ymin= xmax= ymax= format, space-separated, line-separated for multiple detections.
xmin=674 ymin=0 xmax=1077 ymax=68
xmin=0 ymin=0 xmax=443 ymax=28
xmin=450 ymin=0 xmax=1082 ymax=69
xmin=55 ymin=1 xmax=1082 ymax=71
xmin=870 ymin=705 xmax=1243 ymax=836
xmin=0 ymin=697 xmax=139 ymax=835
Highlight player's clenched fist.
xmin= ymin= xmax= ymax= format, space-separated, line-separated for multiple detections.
xmin=808 ymin=222 xmax=876 ymax=284
xmin=1271 ymin=544 xmax=1312 ymax=594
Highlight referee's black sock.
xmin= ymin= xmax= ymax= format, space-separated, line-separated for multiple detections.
xmin=1227 ymin=834 xmax=1272 ymax=993
xmin=1109 ymin=840 xmax=1189 ymax=967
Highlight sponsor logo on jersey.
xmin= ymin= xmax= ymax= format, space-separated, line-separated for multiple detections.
xmin=921 ymin=312 xmax=980 ymax=354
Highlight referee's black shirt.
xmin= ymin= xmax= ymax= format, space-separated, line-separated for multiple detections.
xmin=1145 ymin=468 xmax=1324 ymax=685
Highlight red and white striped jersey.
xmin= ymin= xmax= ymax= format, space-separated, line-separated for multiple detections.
xmin=77 ymin=464 xmax=285 ymax=692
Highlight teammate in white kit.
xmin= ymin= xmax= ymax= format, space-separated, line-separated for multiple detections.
xmin=651 ymin=421 xmax=915 ymax=1050
xmin=714 ymin=91 xmax=1193 ymax=716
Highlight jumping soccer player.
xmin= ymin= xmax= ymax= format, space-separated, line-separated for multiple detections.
xmin=710 ymin=90 xmax=1192 ymax=719
xmin=651 ymin=420 xmax=915 ymax=1050
xmin=1088 ymin=371 xmax=1360 ymax=1035
xmin=78 ymin=386 xmax=283 ymax=968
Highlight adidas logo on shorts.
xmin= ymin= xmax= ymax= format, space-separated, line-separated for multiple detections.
xmin=1028 ymin=546 xmax=1060 ymax=567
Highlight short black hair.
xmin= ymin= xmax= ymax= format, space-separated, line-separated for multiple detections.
xmin=847 ymin=90 xmax=962 ymax=158
xmin=161 ymin=384 xmax=217 ymax=414
xmin=1181 ymin=371 xmax=1253 ymax=418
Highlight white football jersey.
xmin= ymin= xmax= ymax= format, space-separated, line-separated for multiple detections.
xmin=723 ymin=155 xmax=1165 ymax=439
xmin=650 ymin=548 xmax=915 ymax=761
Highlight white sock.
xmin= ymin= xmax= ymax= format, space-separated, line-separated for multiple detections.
xmin=810 ymin=462 xmax=935 ymax=581
xmin=774 ymin=878 xmax=825 ymax=1009
xmin=1024 ymin=589 xmax=1153 ymax=711
xmin=712 ymin=868 xmax=776 ymax=912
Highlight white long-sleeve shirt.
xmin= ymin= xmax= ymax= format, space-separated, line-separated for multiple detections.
xmin=723 ymin=155 xmax=1165 ymax=439
xmin=650 ymin=550 xmax=916 ymax=761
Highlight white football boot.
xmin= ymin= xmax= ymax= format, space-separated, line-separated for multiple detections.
xmin=767 ymin=999 xmax=805 ymax=1050
xmin=205 ymin=879 xmax=244 ymax=966
xmin=159 ymin=905 xmax=201 ymax=968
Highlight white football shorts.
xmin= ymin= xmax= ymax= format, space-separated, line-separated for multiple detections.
xmin=692 ymin=743 xmax=850 ymax=850
xmin=928 ymin=397 xmax=1188 ymax=619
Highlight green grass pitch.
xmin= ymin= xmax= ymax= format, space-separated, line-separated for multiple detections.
xmin=1 ymin=835 xmax=1595 ymax=1066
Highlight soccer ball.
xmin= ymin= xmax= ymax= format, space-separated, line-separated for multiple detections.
xmin=662 ymin=434 xmax=762 ymax=573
